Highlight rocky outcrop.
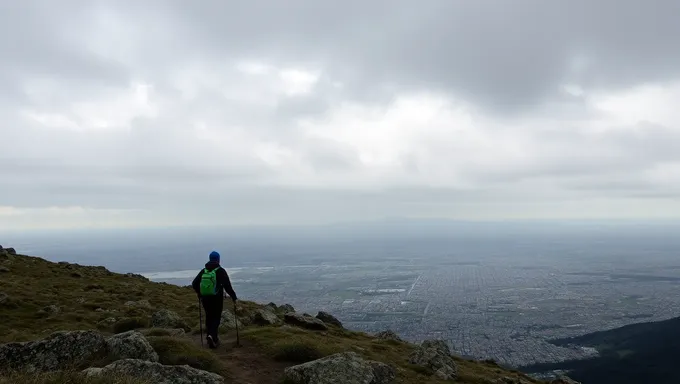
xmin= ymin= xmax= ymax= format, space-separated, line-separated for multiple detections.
xmin=284 ymin=312 xmax=328 ymax=331
xmin=251 ymin=308 xmax=281 ymax=326
xmin=219 ymin=309 xmax=243 ymax=331
xmin=151 ymin=309 xmax=189 ymax=331
xmin=374 ymin=330 xmax=403 ymax=342
xmin=315 ymin=311 xmax=343 ymax=328
xmin=283 ymin=351 xmax=395 ymax=384
xmin=408 ymin=339 xmax=457 ymax=380
xmin=105 ymin=331 xmax=158 ymax=362
xmin=97 ymin=317 xmax=118 ymax=327
xmin=0 ymin=330 xmax=107 ymax=373
xmin=83 ymin=358 xmax=224 ymax=384
xmin=3 ymin=247 xmax=16 ymax=255
xmin=279 ymin=303 xmax=295 ymax=313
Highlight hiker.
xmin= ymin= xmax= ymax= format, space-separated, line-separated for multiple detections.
xmin=191 ymin=250 xmax=238 ymax=349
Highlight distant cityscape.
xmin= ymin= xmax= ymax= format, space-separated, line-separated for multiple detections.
xmin=10 ymin=224 xmax=680 ymax=369
xmin=146 ymin=253 xmax=680 ymax=368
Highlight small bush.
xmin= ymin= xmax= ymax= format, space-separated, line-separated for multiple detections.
xmin=147 ymin=336 xmax=227 ymax=375
xmin=112 ymin=317 xmax=148 ymax=334
xmin=271 ymin=340 xmax=325 ymax=363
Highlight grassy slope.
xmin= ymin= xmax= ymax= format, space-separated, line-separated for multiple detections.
xmin=0 ymin=250 xmax=542 ymax=384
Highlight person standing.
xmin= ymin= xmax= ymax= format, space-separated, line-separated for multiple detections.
xmin=192 ymin=250 xmax=238 ymax=348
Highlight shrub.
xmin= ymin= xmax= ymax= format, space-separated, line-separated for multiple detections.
xmin=271 ymin=340 xmax=325 ymax=363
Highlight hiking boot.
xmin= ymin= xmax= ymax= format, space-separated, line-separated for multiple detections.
xmin=207 ymin=335 xmax=216 ymax=349
xmin=214 ymin=338 xmax=221 ymax=348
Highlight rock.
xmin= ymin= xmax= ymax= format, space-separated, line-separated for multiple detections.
xmin=279 ymin=304 xmax=295 ymax=313
xmin=284 ymin=351 xmax=395 ymax=384
xmin=374 ymin=330 xmax=403 ymax=342
xmin=124 ymin=273 xmax=149 ymax=281
xmin=151 ymin=309 xmax=189 ymax=331
xmin=219 ymin=310 xmax=243 ymax=331
xmin=82 ymin=358 xmax=224 ymax=384
xmin=105 ymin=331 xmax=158 ymax=362
xmin=251 ymin=308 xmax=281 ymax=326
xmin=98 ymin=317 xmax=118 ymax=327
xmin=70 ymin=272 xmax=83 ymax=278
xmin=284 ymin=312 xmax=328 ymax=331
xmin=4 ymin=247 xmax=16 ymax=255
xmin=408 ymin=339 xmax=457 ymax=380
xmin=0 ymin=330 xmax=107 ymax=373
xmin=315 ymin=311 xmax=343 ymax=328
xmin=265 ymin=302 xmax=278 ymax=310
xmin=0 ymin=266 xmax=9 ymax=273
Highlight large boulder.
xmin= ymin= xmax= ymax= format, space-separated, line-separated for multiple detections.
xmin=151 ymin=309 xmax=189 ymax=331
xmin=106 ymin=331 xmax=159 ymax=362
xmin=284 ymin=312 xmax=328 ymax=331
xmin=219 ymin=309 xmax=243 ymax=331
xmin=251 ymin=308 xmax=281 ymax=326
xmin=374 ymin=330 xmax=403 ymax=342
xmin=0 ymin=330 xmax=107 ymax=373
xmin=83 ymin=359 xmax=224 ymax=384
xmin=4 ymin=247 xmax=16 ymax=255
xmin=315 ymin=311 xmax=343 ymax=328
xmin=284 ymin=351 xmax=395 ymax=384
xmin=408 ymin=339 xmax=457 ymax=380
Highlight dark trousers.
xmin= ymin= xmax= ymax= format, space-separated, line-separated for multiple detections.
xmin=201 ymin=296 xmax=223 ymax=341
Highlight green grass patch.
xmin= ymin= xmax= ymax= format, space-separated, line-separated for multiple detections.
xmin=146 ymin=336 xmax=228 ymax=377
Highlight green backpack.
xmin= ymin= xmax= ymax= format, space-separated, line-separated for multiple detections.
xmin=199 ymin=268 xmax=220 ymax=296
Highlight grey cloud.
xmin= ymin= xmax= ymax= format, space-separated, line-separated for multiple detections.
xmin=149 ymin=0 xmax=680 ymax=114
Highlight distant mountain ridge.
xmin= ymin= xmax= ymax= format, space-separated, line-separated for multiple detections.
xmin=521 ymin=316 xmax=680 ymax=384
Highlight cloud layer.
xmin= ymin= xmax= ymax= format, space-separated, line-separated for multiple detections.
xmin=2 ymin=1 xmax=680 ymax=229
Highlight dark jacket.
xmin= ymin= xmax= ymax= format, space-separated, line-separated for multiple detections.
xmin=192 ymin=261 xmax=237 ymax=301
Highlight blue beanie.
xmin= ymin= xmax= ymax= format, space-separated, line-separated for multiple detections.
xmin=209 ymin=251 xmax=220 ymax=262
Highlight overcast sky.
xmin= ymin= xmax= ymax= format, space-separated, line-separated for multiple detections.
xmin=2 ymin=0 xmax=680 ymax=230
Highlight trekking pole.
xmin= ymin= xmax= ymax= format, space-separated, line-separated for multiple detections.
xmin=198 ymin=296 xmax=204 ymax=348
xmin=234 ymin=299 xmax=241 ymax=347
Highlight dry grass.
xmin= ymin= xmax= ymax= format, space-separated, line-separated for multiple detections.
xmin=0 ymin=253 xmax=260 ymax=343
xmin=146 ymin=336 xmax=229 ymax=377
xmin=0 ymin=371 xmax=148 ymax=384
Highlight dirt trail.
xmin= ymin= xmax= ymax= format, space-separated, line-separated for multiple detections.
xmin=190 ymin=333 xmax=289 ymax=384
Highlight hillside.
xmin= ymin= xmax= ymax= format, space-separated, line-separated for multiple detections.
xmin=521 ymin=316 xmax=680 ymax=383
xmin=0 ymin=245 xmax=576 ymax=384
